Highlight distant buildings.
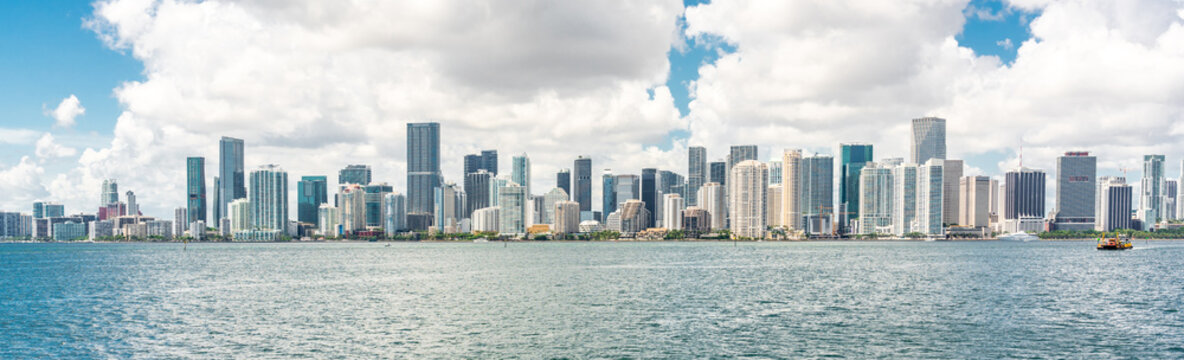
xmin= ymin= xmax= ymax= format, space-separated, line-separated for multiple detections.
xmin=602 ymin=170 xmax=616 ymax=216
xmin=383 ymin=193 xmax=406 ymax=235
xmin=942 ymin=159 xmax=963 ymax=225
xmin=858 ymin=162 xmax=893 ymax=235
xmin=911 ymin=117 xmax=946 ymax=164
xmin=574 ymin=156 xmax=592 ymax=212
xmin=1097 ymin=176 xmax=1132 ymax=231
xmin=1005 ymin=167 xmax=1047 ymax=233
xmin=1140 ymin=155 xmax=1165 ymax=229
xmin=781 ymin=149 xmax=803 ymax=231
xmin=641 ymin=168 xmax=657 ymax=227
xmin=554 ymin=201 xmax=580 ymax=234
xmin=801 ymin=154 xmax=834 ymax=234
xmin=840 ymin=143 xmax=873 ymax=229
xmin=959 ymin=176 xmax=992 ymax=228
xmin=498 ymin=183 xmax=527 ymax=235
xmin=512 ymin=154 xmax=531 ymax=196
xmin=663 ymin=194 xmax=684 ymax=230
xmin=338 ymin=164 xmax=372 ymax=186
xmin=698 ymin=182 xmax=726 ymax=230
xmin=916 ymin=159 xmax=945 ymax=236
xmin=186 ymin=158 xmax=206 ymax=223
xmin=249 ymin=165 xmax=288 ymax=233
xmin=1051 ymin=152 xmax=1096 ymax=231
xmin=465 ymin=170 xmax=492 ymax=219
xmin=688 ymin=146 xmax=706 ymax=206
xmin=218 ymin=136 xmax=245 ymax=227
xmin=407 ymin=122 xmax=441 ymax=216
xmin=729 ymin=160 xmax=767 ymax=239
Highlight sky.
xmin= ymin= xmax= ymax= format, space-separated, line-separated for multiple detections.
xmin=2 ymin=0 xmax=1183 ymax=219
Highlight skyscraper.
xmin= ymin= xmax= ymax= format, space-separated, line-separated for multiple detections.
xmin=498 ymin=183 xmax=527 ymax=235
xmin=480 ymin=150 xmax=498 ymax=176
xmin=573 ymin=156 xmax=592 ymax=212
xmin=614 ymin=174 xmax=639 ymax=210
xmin=892 ymin=164 xmax=918 ymax=236
xmin=858 ymin=162 xmax=894 ymax=234
xmin=728 ymin=145 xmax=758 ymax=172
xmin=1165 ymin=179 xmax=1178 ymax=221
xmin=602 ymin=169 xmax=616 ymax=216
xmin=542 ymin=187 xmax=569 ymax=225
xmin=911 ymin=117 xmax=946 ymax=164
xmin=297 ymin=176 xmax=328 ymax=226
xmin=768 ymin=161 xmax=783 ymax=185
xmin=801 ymin=154 xmax=834 ymax=234
xmin=767 ymin=184 xmax=782 ymax=227
xmin=433 ymin=183 xmax=461 ymax=232
xmin=212 ymin=176 xmax=221 ymax=223
xmin=384 ymin=193 xmax=407 ymax=235
xmin=465 ymin=170 xmax=492 ymax=219
xmin=1052 ymin=152 xmax=1096 ymax=231
xmin=1005 ymin=167 xmax=1047 ymax=233
xmin=126 ymin=191 xmax=138 ymax=216
xmin=1097 ymin=177 xmax=1132 ymax=231
xmin=729 ymin=160 xmax=768 ymax=238
xmin=554 ymin=201 xmax=581 ymax=235
xmin=688 ymin=146 xmax=706 ymax=206
xmin=186 ymin=157 xmax=206 ymax=223
xmin=219 ymin=136 xmax=246 ymax=224
xmin=941 ymin=159 xmax=964 ymax=225
xmin=101 ymin=179 xmax=118 ymax=206
xmin=959 ymin=175 xmax=992 ymax=228
xmin=698 ymin=182 xmax=726 ymax=230
xmin=663 ymin=194 xmax=685 ymax=230
xmin=1140 ymin=154 xmax=1165 ymax=229
xmin=512 ymin=154 xmax=531 ymax=195
xmin=338 ymin=165 xmax=372 ymax=186
xmin=338 ymin=184 xmax=367 ymax=234
xmin=365 ymin=183 xmax=394 ymax=228
xmin=917 ymin=159 xmax=945 ymax=236
xmin=641 ymin=168 xmax=657 ymax=227
xmin=840 ymin=143 xmax=873 ymax=228
xmin=781 ymin=149 xmax=803 ymax=231
xmin=709 ymin=161 xmax=727 ymax=185
xmin=407 ymin=123 xmax=441 ymax=215
xmin=249 ymin=165 xmax=288 ymax=231
xmin=556 ymin=168 xmax=572 ymax=201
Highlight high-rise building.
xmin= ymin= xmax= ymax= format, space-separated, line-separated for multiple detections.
xmin=471 ymin=206 xmax=499 ymax=233
xmin=602 ymin=170 xmax=616 ymax=216
xmin=407 ymin=122 xmax=441 ymax=215
xmin=1097 ymin=177 xmax=1133 ymax=231
xmin=781 ymin=149 xmax=803 ymax=231
xmin=465 ymin=170 xmax=493 ymax=219
xmin=433 ymin=183 xmax=461 ymax=233
xmin=1178 ymin=160 xmax=1184 ymax=221
xmin=840 ymin=143 xmax=873 ymax=227
xmin=174 ymin=207 xmax=188 ymax=236
xmin=1051 ymin=152 xmax=1096 ymax=231
xmin=959 ymin=176 xmax=992 ymax=228
xmin=729 ymin=160 xmax=768 ymax=239
xmin=554 ymin=201 xmax=581 ymax=234
xmin=464 ymin=150 xmax=498 ymax=177
xmin=768 ymin=161 xmax=783 ymax=185
xmin=498 ymin=183 xmax=527 ymax=235
xmin=858 ymin=162 xmax=894 ymax=234
xmin=365 ymin=183 xmax=393 ymax=228
xmin=1140 ymin=155 xmax=1166 ymax=229
xmin=767 ymin=184 xmax=782 ymax=227
xmin=698 ymin=182 xmax=726 ymax=230
xmin=297 ymin=176 xmax=328 ymax=227
xmin=657 ymin=170 xmax=685 ymax=227
xmin=641 ymin=168 xmax=657 ymax=227
xmin=512 ymin=154 xmax=531 ymax=195
xmin=1164 ymin=179 xmax=1179 ymax=221
xmin=101 ymin=179 xmax=119 ymax=206
xmin=338 ymin=184 xmax=366 ymax=234
xmin=228 ymin=198 xmax=252 ymax=233
xmin=557 ymin=169 xmax=572 ymax=200
xmin=249 ymin=165 xmax=288 ymax=231
xmin=663 ymin=194 xmax=685 ymax=230
xmin=186 ymin=157 xmax=206 ymax=223
xmin=709 ymin=161 xmax=727 ymax=185
xmin=910 ymin=117 xmax=946 ymax=164
xmin=801 ymin=154 xmax=834 ymax=234
xmin=383 ymin=193 xmax=406 ymax=235
xmin=1005 ymin=167 xmax=1047 ymax=233
xmin=614 ymin=199 xmax=650 ymax=234
xmin=917 ymin=159 xmax=945 ymax=236
xmin=338 ymin=165 xmax=372 ymax=186
xmin=318 ymin=204 xmax=340 ymax=237
xmin=942 ymin=159 xmax=963 ymax=225
xmin=892 ymin=164 xmax=918 ymax=236
xmin=728 ymin=145 xmax=759 ymax=172
xmin=126 ymin=191 xmax=138 ymax=216
xmin=542 ymin=188 xmax=569 ymax=225
xmin=574 ymin=156 xmax=592 ymax=212
xmin=614 ymin=174 xmax=639 ymax=210
xmin=218 ymin=136 xmax=246 ymax=225
xmin=688 ymin=146 xmax=706 ymax=206
xmin=212 ymin=176 xmax=221 ymax=223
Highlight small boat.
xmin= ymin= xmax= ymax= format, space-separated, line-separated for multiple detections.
xmin=999 ymin=232 xmax=1039 ymax=242
xmin=473 ymin=238 xmax=489 ymax=243
xmin=1096 ymin=233 xmax=1133 ymax=250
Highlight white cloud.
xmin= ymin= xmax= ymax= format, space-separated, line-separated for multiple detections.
xmin=34 ymin=133 xmax=78 ymax=160
xmin=0 ymin=156 xmax=48 ymax=211
xmin=996 ymin=38 xmax=1014 ymax=49
xmin=47 ymin=95 xmax=86 ymax=128
xmin=0 ymin=128 xmax=41 ymax=145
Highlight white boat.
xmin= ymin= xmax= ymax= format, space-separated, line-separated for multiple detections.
xmin=473 ymin=238 xmax=489 ymax=243
xmin=998 ymin=232 xmax=1039 ymax=242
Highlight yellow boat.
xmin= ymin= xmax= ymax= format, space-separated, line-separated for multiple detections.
xmin=1096 ymin=233 xmax=1133 ymax=250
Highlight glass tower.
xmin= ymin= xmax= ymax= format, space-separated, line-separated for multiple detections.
xmin=407 ymin=123 xmax=441 ymax=215
xmin=187 ymin=157 xmax=207 ymax=223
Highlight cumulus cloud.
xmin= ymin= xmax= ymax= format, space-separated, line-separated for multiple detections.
xmin=47 ymin=95 xmax=86 ymax=128
xmin=0 ymin=156 xmax=48 ymax=210
xmin=34 ymin=133 xmax=78 ymax=160
xmin=0 ymin=128 xmax=41 ymax=145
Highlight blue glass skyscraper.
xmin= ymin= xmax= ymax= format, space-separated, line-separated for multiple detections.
xmin=187 ymin=157 xmax=207 ymax=223
xmin=407 ymin=123 xmax=441 ymax=215
xmin=298 ymin=176 xmax=328 ymax=226
xmin=219 ymin=136 xmax=245 ymax=224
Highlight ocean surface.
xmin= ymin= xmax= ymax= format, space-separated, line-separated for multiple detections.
xmin=2 ymin=240 xmax=1183 ymax=359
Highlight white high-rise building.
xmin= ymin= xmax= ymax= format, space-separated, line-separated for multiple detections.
xmin=383 ymin=193 xmax=406 ymax=235
xmin=781 ymin=149 xmax=803 ymax=230
xmin=472 ymin=206 xmax=500 ymax=233
xmin=1140 ymin=155 xmax=1165 ymax=229
xmin=916 ymin=159 xmax=945 ymax=236
xmin=338 ymin=184 xmax=366 ymax=234
xmin=228 ymin=198 xmax=251 ymax=233
xmin=729 ymin=160 xmax=768 ymax=239
xmin=892 ymin=164 xmax=918 ymax=236
xmin=542 ymin=188 xmax=569 ymax=225
xmin=858 ymin=162 xmax=894 ymax=235
xmin=318 ymin=204 xmax=339 ymax=237
xmin=554 ymin=201 xmax=580 ymax=234
xmin=248 ymin=164 xmax=288 ymax=231
xmin=174 ymin=207 xmax=188 ymax=236
xmin=662 ymin=193 xmax=685 ymax=231
xmin=499 ymin=183 xmax=527 ymax=235
xmin=697 ymin=182 xmax=726 ymax=230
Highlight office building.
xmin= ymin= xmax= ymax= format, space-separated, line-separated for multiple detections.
xmin=365 ymin=183 xmax=393 ymax=228
xmin=338 ymin=164 xmax=372 ymax=186
xmin=434 ymin=183 xmax=462 ymax=233
xmin=641 ymin=169 xmax=657 ymax=227
xmin=911 ymin=117 xmax=946 ymax=164
xmin=892 ymin=164 xmax=918 ymax=236
xmin=52 ymin=221 xmax=87 ymax=241
xmin=218 ymin=136 xmax=246 ymax=226
xmin=249 ymin=165 xmax=288 ymax=231
xmin=554 ymin=201 xmax=581 ymax=234
xmin=729 ymin=160 xmax=768 ymax=239
xmin=186 ymin=157 xmax=206 ymax=223
xmin=557 ymin=169 xmax=572 ymax=200
xmin=728 ymin=145 xmax=759 ymax=172
xmin=1097 ymin=177 xmax=1133 ymax=231
xmin=464 ymin=150 xmax=498 ymax=176
xmin=801 ymin=154 xmax=834 ymax=234
xmin=614 ymin=199 xmax=650 ymax=234
xmin=465 ymin=170 xmax=493 ymax=219
xmin=407 ymin=122 xmax=441 ymax=215
xmin=228 ymin=198 xmax=251 ymax=233
xmin=614 ymin=174 xmax=640 ymax=209
xmin=602 ymin=170 xmax=616 ymax=215
xmin=682 ymin=207 xmax=711 ymax=234
xmin=574 ymin=156 xmax=592 ymax=211
xmin=0 ymin=212 xmax=32 ymax=239
xmin=297 ymin=176 xmax=328 ymax=226
xmin=472 ymin=206 xmax=500 ymax=233
xmin=318 ymin=205 xmax=340 ymax=237
xmin=781 ymin=149 xmax=803 ymax=230
xmin=858 ymin=162 xmax=894 ymax=234
xmin=698 ymin=182 xmax=726 ymax=230
xmin=840 ymin=143 xmax=873 ymax=227
xmin=663 ymin=194 xmax=685 ymax=230
xmin=769 ymin=161 xmax=783 ymax=185
xmin=100 ymin=179 xmax=119 ymax=206
xmin=383 ymin=193 xmax=406 ymax=235
xmin=542 ymin=187 xmax=569 ymax=225
xmin=1005 ymin=167 xmax=1047 ymax=233
xmin=767 ymin=184 xmax=782 ymax=227
xmin=1165 ymin=179 xmax=1178 ymax=221
xmin=917 ymin=159 xmax=945 ymax=236
xmin=498 ymin=183 xmax=527 ymax=235
xmin=1051 ymin=152 xmax=1096 ymax=231
xmin=126 ymin=191 xmax=138 ymax=216
xmin=959 ymin=176 xmax=992 ymax=228
xmin=1139 ymin=155 xmax=1165 ymax=229
xmin=338 ymin=184 xmax=367 ymax=234
xmin=512 ymin=154 xmax=531 ymax=196
xmin=174 ymin=207 xmax=187 ymax=236
xmin=709 ymin=161 xmax=727 ymax=185
xmin=688 ymin=146 xmax=706 ymax=206
xmin=942 ymin=159 xmax=963 ymax=225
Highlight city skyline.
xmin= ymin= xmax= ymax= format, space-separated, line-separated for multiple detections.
xmin=3 ymin=0 xmax=1184 ymax=220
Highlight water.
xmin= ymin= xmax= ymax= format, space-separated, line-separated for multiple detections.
xmin=2 ymin=241 xmax=1183 ymax=359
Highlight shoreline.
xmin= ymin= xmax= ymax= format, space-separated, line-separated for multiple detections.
xmin=6 ymin=237 xmax=1184 ymax=244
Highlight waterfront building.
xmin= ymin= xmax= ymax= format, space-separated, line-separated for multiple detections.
xmin=338 ymin=184 xmax=367 ymax=234
xmin=248 ymin=165 xmax=288 ymax=231
xmin=554 ymin=201 xmax=581 ymax=234
xmin=146 ymin=220 xmax=173 ymax=239
xmin=767 ymin=184 xmax=782 ymax=227
xmin=682 ymin=207 xmax=711 ymax=235
xmin=1097 ymin=177 xmax=1133 ymax=231
xmin=615 ymin=199 xmax=650 ymax=234
xmin=498 ymin=183 xmax=527 ymax=235
xmin=433 ymin=182 xmax=463 ymax=233
xmin=0 ymin=212 xmax=33 ymax=239
xmin=383 ymin=193 xmax=406 ymax=235
xmin=917 ymin=159 xmax=945 ymax=236
xmin=1140 ymin=154 xmax=1165 ymax=229
xmin=1005 ymin=167 xmax=1047 ymax=233
xmin=615 ymin=174 xmax=640 ymax=209
xmin=729 ymin=160 xmax=768 ymax=239
xmin=911 ymin=117 xmax=946 ymax=164
xmin=218 ymin=136 xmax=246 ymax=227
xmin=942 ymin=159 xmax=963 ymax=225
xmin=556 ymin=168 xmax=572 ymax=200
xmin=472 ymin=206 xmax=500 ymax=233
xmin=602 ymin=170 xmax=616 ymax=215
xmin=318 ymin=204 xmax=340 ymax=237
xmin=781 ymin=149 xmax=803 ymax=231
xmin=663 ymin=194 xmax=685 ymax=230
xmin=297 ymin=176 xmax=328 ymax=226
xmin=858 ymin=162 xmax=894 ymax=235
xmin=959 ymin=176 xmax=992 ymax=228
xmin=542 ymin=187 xmax=569 ymax=225
xmin=688 ymin=146 xmax=706 ymax=206
xmin=641 ymin=168 xmax=657 ymax=228
xmin=365 ymin=183 xmax=393 ymax=228
xmin=126 ymin=191 xmax=138 ymax=216
xmin=465 ymin=170 xmax=492 ymax=219
xmin=512 ymin=154 xmax=531 ymax=196
xmin=1052 ymin=152 xmax=1097 ymax=231
xmin=892 ymin=164 xmax=918 ymax=236
xmin=89 ymin=219 xmax=114 ymax=240
xmin=338 ymin=164 xmax=372 ymax=186
xmin=574 ymin=156 xmax=592 ymax=212
xmin=840 ymin=143 xmax=873 ymax=229
xmin=801 ymin=154 xmax=834 ymax=235
xmin=101 ymin=179 xmax=119 ymax=206
xmin=1164 ymin=179 xmax=1178 ymax=221
xmin=186 ymin=157 xmax=206 ymax=223
xmin=228 ymin=198 xmax=251 ymax=233
xmin=578 ymin=220 xmax=602 ymax=233
xmin=698 ymin=182 xmax=726 ymax=230
xmin=52 ymin=221 xmax=87 ymax=241
xmin=407 ymin=122 xmax=441 ymax=216
xmin=174 ymin=207 xmax=187 ymax=236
